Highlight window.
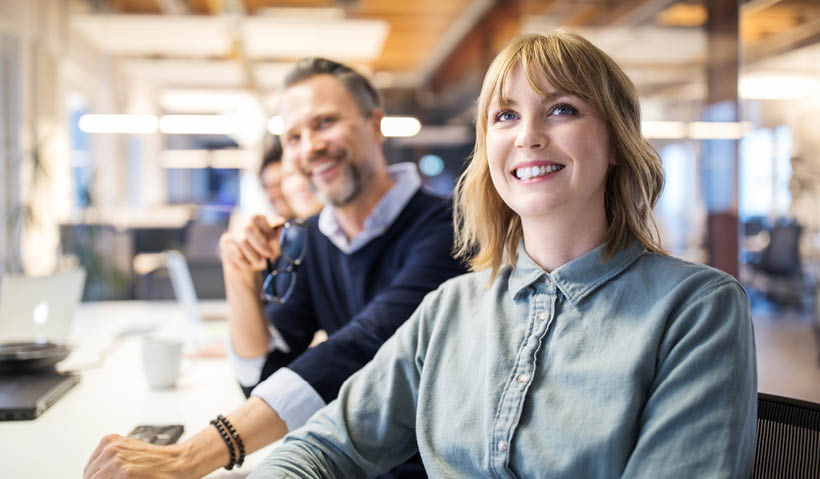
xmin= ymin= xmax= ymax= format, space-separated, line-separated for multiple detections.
xmin=739 ymin=126 xmax=792 ymax=220
xmin=0 ymin=33 xmax=21 ymax=271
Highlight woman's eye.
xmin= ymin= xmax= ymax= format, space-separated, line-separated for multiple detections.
xmin=495 ymin=110 xmax=518 ymax=122
xmin=551 ymin=104 xmax=578 ymax=116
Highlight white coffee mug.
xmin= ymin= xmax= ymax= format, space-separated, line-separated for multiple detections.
xmin=141 ymin=337 xmax=183 ymax=389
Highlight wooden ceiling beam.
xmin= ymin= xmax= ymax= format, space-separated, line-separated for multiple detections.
xmin=409 ymin=0 xmax=521 ymax=124
xmin=745 ymin=13 xmax=820 ymax=63
xmin=428 ymin=0 xmax=520 ymax=93
xmin=354 ymin=0 xmax=471 ymax=17
xmin=107 ymin=0 xmax=164 ymax=13
xmin=592 ymin=0 xmax=679 ymax=27
xmin=156 ymin=0 xmax=189 ymax=14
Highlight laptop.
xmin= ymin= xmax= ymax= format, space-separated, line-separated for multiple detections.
xmin=0 ymin=269 xmax=86 ymax=344
xmin=165 ymin=250 xmax=228 ymax=355
xmin=164 ymin=250 xmax=286 ymax=356
xmin=0 ymin=372 xmax=80 ymax=420
xmin=0 ymin=270 xmax=86 ymax=421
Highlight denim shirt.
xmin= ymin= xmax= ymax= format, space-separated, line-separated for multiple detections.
xmin=250 ymin=241 xmax=757 ymax=479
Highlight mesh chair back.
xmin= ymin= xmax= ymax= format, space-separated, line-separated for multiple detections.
xmin=753 ymin=392 xmax=820 ymax=479
xmin=761 ymin=222 xmax=802 ymax=276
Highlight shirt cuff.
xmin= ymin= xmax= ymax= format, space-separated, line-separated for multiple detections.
xmin=226 ymin=323 xmax=292 ymax=387
xmin=250 ymin=367 xmax=326 ymax=432
xmin=225 ymin=337 xmax=268 ymax=387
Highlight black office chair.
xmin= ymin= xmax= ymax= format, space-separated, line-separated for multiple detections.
xmin=753 ymin=392 xmax=820 ymax=478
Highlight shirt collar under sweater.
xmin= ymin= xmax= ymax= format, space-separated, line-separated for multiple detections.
xmin=318 ymin=162 xmax=422 ymax=254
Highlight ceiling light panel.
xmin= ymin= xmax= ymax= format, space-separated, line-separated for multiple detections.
xmin=70 ymin=14 xmax=232 ymax=57
xmin=254 ymin=62 xmax=296 ymax=90
xmin=159 ymin=89 xmax=257 ymax=113
xmin=241 ymin=17 xmax=390 ymax=61
xmin=121 ymin=60 xmax=246 ymax=88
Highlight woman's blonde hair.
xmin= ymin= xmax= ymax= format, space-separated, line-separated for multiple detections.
xmin=453 ymin=30 xmax=665 ymax=279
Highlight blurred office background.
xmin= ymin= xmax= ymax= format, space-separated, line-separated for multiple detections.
xmin=1 ymin=0 xmax=819 ymax=398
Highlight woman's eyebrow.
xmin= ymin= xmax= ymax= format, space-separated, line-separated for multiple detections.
xmin=541 ymin=91 xmax=572 ymax=102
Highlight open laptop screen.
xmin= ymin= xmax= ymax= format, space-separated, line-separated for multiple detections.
xmin=0 ymin=270 xmax=86 ymax=344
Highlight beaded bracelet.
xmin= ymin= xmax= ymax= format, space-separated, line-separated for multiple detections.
xmin=217 ymin=415 xmax=246 ymax=467
xmin=210 ymin=418 xmax=237 ymax=470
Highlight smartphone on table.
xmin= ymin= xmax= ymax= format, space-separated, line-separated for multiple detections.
xmin=127 ymin=424 xmax=184 ymax=445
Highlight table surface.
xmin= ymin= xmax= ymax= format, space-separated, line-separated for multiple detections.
xmin=0 ymin=300 xmax=277 ymax=479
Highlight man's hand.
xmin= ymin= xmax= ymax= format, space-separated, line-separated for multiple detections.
xmin=220 ymin=215 xmax=285 ymax=277
xmin=83 ymin=434 xmax=191 ymax=479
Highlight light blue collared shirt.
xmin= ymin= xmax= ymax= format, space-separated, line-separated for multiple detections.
xmin=227 ymin=162 xmax=422 ymax=432
xmin=251 ymin=241 xmax=757 ymax=478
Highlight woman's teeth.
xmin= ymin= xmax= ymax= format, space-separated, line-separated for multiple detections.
xmin=514 ymin=164 xmax=564 ymax=180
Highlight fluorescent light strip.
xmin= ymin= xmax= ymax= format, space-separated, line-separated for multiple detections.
xmin=159 ymin=115 xmax=236 ymax=135
xmin=380 ymin=116 xmax=422 ymax=137
xmin=267 ymin=116 xmax=284 ymax=135
xmin=642 ymin=121 xmax=753 ymax=140
xmin=688 ymin=121 xmax=752 ymax=140
xmin=739 ymin=75 xmax=820 ymax=100
xmin=78 ymin=114 xmax=158 ymax=134
xmin=641 ymin=121 xmax=686 ymax=139
xmin=267 ymin=115 xmax=422 ymax=138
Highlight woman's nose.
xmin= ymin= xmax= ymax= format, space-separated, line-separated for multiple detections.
xmin=514 ymin=118 xmax=547 ymax=151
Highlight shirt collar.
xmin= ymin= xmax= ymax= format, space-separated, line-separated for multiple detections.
xmin=317 ymin=162 xmax=422 ymax=254
xmin=509 ymin=238 xmax=645 ymax=306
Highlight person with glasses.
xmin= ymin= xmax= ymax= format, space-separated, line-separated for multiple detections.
xmin=248 ymin=31 xmax=757 ymax=478
xmin=83 ymin=58 xmax=466 ymax=479
xmin=258 ymin=138 xmax=323 ymax=221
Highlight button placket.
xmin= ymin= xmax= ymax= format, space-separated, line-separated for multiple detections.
xmin=491 ymin=287 xmax=552 ymax=474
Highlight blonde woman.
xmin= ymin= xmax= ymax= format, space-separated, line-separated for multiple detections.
xmin=249 ymin=30 xmax=757 ymax=479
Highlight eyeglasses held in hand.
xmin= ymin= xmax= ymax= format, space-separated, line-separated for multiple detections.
xmin=261 ymin=220 xmax=308 ymax=304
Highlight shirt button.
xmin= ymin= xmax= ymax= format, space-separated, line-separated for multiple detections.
xmin=537 ymin=311 xmax=546 ymax=320
xmin=545 ymin=276 xmax=552 ymax=285
xmin=498 ymin=440 xmax=508 ymax=452
xmin=517 ymin=374 xmax=529 ymax=383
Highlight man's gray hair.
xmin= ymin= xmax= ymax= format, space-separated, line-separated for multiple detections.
xmin=283 ymin=58 xmax=382 ymax=116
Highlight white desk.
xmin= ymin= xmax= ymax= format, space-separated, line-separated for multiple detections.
xmin=0 ymin=301 xmax=277 ymax=478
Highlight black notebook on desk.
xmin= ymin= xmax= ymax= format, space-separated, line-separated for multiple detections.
xmin=0 ymin=372 xmax=79 ymax=420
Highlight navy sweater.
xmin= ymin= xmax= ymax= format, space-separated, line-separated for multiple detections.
xmin=248 ymin=189 xmax=467 ymax=402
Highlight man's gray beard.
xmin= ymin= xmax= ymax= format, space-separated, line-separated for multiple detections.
xmin=311 ymin=161 xmax=372 ymax=207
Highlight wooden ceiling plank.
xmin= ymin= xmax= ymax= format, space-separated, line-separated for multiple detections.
xmin=593 ymin=0 xmax=679 ymax=27
xmin=745 ymin=12 xmax=820 ymax=63
xmin=184 ymin=0 xmax=213 ymax=13
xmin=357 ymin=15 xmax=455 ymax=33
xmin=523 ymin=0 xmax=557 ymax=16
xmin=109 ymin=0 xmax=164 ymax=13
xmin=355 ymin=0 xmax=472 ymax=16
xmin=243 ymin=0 xmax=335 ymax=11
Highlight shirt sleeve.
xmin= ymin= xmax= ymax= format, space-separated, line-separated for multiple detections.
xmin=248 ymin=290 xmax=436 ymax=479
xmin=236 ymin=265 xmax=321 ymax=398
xmin=620 ymin=278 xmax=757 ymax=478
xmin=250 ymin=367 xmax=327 ymax=432
xmin=225 ymin=326 xmax=289 ymax=388
xmin=284 ymin=207 xmax=465 ymax=404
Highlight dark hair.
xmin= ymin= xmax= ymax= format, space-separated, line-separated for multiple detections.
xmin=283 ymin=58 xmax=381 ymax=115
xmin=259 ymin=137 xmax=283 ymax=178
